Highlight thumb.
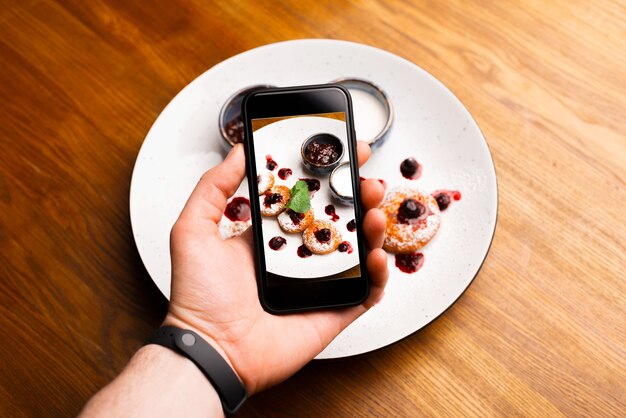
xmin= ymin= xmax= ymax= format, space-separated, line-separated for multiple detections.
xmin=178 ymin=144 xmax=246 ymax=230
xmin=281 ymin=248 xmax=389 ymax=355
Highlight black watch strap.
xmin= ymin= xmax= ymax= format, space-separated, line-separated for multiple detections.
xmin=147 ymin=326 xmax=247 ymax=414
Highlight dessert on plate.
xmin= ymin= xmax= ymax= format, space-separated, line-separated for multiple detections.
xmin=260 ymin=185 xmax=290 ymax=216
xmin=303 ymin=219 xmax=342 ymax=255
xmin=257 ymin=172 xmax=275 ymax=195
xmin=278 ymin=208 xmax=315 ymax=233
xmin=381 ymin=186 xmax=441 ymax=253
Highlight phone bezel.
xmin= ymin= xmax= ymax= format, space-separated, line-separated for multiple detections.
xmin=242 ymin=84 xmax=370 ymax=314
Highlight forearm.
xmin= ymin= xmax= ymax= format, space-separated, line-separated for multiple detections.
xmin=80 ymin=344 xmax=223 ymax=418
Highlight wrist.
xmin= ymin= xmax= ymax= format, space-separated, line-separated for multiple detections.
xmin=153 ymin=318 xmax=248 ymax=413
xmin=162 ymin=314 xmax=242 ymax=383
xmin=135 ymin=344 xmax=220 ymax=400
xmin=81 ymin=344 xmax=223 ymax=417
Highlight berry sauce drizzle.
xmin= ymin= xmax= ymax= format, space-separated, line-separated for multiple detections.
xmin=431 ymin=190 xmax=462 ymax=211
xmin=278 ymin=168 xmax=292 ymax=180
xmin=265 ymin=155 xmax=278 ymax=171
xmin=395 ymin=253 xmax=425 ymax=273
xmin=338 ymin=241 xmax=353 ymax=254
xmin=297 ymin=245 xmax=312 ymax=258
xmin=223 ymin=197 xmax=250 ymax=222
xmin=367 ymin=155 xmax=463 ymax=273
xmin=400 ymin=157 xmax=422 ymax=180
xmin=325 ymin=204 xmax=340 ymax=222
xmin=263 ymin=192 xmax=282 ymax=207
xmin=314 ymin=228 xmax=332 ymax=243
xmin=397 ymin=198 xmax=430 ymax=225
xmin=288 ymin=210 xmax=305 ymax=225
xmin=268 ymin=236 xmax=287 ymax=251
xmin=299 ymin=178 xmax=320 ymax=197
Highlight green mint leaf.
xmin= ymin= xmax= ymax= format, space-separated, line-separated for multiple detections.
xmin=287 ymin=180 xmax=310 ymax=213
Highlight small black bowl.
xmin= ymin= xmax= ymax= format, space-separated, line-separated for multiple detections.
xmin=301 ymin=133 xmax=345 ymax=175
xmin=218 ymin=84 xmax=275 ymax=150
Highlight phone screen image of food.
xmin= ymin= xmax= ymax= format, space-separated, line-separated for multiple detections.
xmin=251 ymin=112 xmax=361 ymax=285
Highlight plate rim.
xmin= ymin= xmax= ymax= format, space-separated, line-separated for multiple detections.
xmin=129 ymin=38 xmax=499 ymax=358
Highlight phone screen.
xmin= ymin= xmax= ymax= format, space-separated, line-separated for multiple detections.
xmin=250 ymin=111 xmax=362 ymax=286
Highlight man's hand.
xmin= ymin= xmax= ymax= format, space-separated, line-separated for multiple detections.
xmin=166 ymin=142 xmax=388 ymax=394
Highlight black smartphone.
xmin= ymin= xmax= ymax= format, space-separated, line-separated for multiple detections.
xmin=242 ymin=84 xmax=370 ymax=314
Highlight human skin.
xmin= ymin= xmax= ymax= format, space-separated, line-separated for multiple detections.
xmin=81 ymin=142 xmax=388 ymax=417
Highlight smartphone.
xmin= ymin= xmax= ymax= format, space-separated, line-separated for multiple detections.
xmin=242 ymin=84 xmax=370 ymax=314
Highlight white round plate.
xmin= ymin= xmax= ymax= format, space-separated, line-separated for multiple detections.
xmin=130 ymin=39 xmax=497 ymax=359
xmin=252 ymin=116 xmax=359 ymax=279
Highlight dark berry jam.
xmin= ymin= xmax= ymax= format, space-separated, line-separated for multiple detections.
xmin=265 ymin=155 xmax=278 ymax=171
xmin=224 ymin=116 xmax=244 ymax=144
xmin=347 ymin=219 xmax=356 ymax=232
xmin=338 ymin=241 xmax=353 ymax=254
xmin=268 ymin=236 xmax=287 ymax=251
xmin=395 ymin=253 xmax=425 ymax=273
xmin=431 ymin=190 xmax=462 ymax=211
xmin=297 ymin=245 xmax=312 ymax=258
xmin=400 ymin=157 xmax=422 ymax=180
xmin=397 ymin=198 xmax=426 ymax=224
xmin=378 ymin=179 xmax=388 ymax=189
xmin=314 ymin=228 xmax=332 ymax=243
xmin=359 ymin=176 xmax=366 ymax=182
xmin=299 ymin=178 xmax=320 ymax=197
xmin=263 ymin=192 xmax=282 ymax=207
xmin=325 ymin=204 xmax=340 ymax=222
xmin=224 ymin=197 xmax=251 ymax=222
xmin=287 ymin=209 xmax=305 ymax=225
xmin=434 ymin=193 xmax=450 ymax=210
xmin=278 ymin=167 xmax=292 ymax=180
xmin=304 ymin=135 xmax=341 ymax=165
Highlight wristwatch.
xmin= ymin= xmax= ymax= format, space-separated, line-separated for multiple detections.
xmin=147 ymin=326 xmax=247 ymax=414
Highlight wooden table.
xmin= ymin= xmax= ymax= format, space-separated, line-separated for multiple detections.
xmin=1 ymin=1 xmax=624 ymax=416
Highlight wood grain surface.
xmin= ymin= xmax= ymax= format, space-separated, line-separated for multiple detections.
xmin=1 ymin=0 xmax=624 ymax=416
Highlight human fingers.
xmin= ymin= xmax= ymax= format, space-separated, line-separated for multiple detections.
xmin=289 ymin=247 xmax=389 ymax=349
xmin=356 ymin=141 xmax=371 ymax=168
xmin=360 ymin=178 xmax=385 ymax=211
xmin=362 ymin=208 xmax=386 ymax=250
xmin=362 ymin=248 xmax=388 ymax=308
xmin=178 ymin=144 xmax=245 ymax=230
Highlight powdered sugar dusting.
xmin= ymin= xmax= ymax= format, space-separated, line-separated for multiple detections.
xmin=257 ymin=172 xmax=275 ymax=195
xmin=382 ymin=186 xmax=442 ymax=253
xmin=278 ymin=208 xmax=314 ymax=233
xmin=260 ymin=185 xmax=290 ymax=216
xmin=303 ymin=219 xmax=342 ymax=254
